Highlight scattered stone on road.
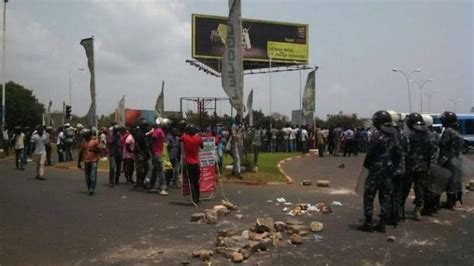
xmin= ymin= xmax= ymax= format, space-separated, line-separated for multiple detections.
xmin=316 ymin=180 xmax=330 ymax=187
xmin=274 ymin=221 xmax=286 ymax=232
xmin=387 ymin=236 xmax=396 ymax=242
xmin=222 ymin=199 xmax=238 ymax=210
xmin=290 ymin=234 xmax=303 ymax=245
xmin=256 ymin=217 xmax=275 ymax=233
xmin=205 ymin=209 xmax=218 ymax=224
xmin=190 ymin=213 xmax=206 ymax=222
xmin=301 ymin=180 xmax=312 ymax=186
xmin=235 ymin=213 xmax=243 ymax=219
xmin=338 ymin=163 xmax=345 ymax=168
xmin=231 ymin=251 xmax=244 ymax=263
xmin=285 ymin=219 xmax=304 ymax=226
xmin=286 ymin=224 xmax=310 ymax=235
xmin=217 ymin=227 xmax=240 ymax=238
xmin=213 ymin=205 xmax=230 ymax=216
xmin=310 ymin=221 xmax=324 ymax=232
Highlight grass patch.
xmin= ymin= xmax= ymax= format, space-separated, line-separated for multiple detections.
xmin=55 ymin=152 xmax=299 ymax=183
xmin=221 ymin=152 xmax=299 ymax=183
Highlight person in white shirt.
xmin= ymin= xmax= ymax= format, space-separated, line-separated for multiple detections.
xmin=31 ymin=126 xmax=48 ymax=180
xmin=2 ymin=127 xmax=10 ymax=157
xmin=282 ymin=125 xmax=292 ymax=152
xmin=289 ymin=127 xmax=297 ymax=152
xmin=13 ymin=126 xmax=25 ymax=170
xmin=301 ymin=126 xmax=309 ymax=153
xmin=57 ymin=129 xmax=65 ymax=162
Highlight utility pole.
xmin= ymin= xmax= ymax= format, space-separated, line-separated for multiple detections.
xmin=1 ymin=0 xmax=8 ymax=130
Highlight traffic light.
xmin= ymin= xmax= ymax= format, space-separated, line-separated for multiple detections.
xmin=65 ymin=105 xmax=72 ymax=119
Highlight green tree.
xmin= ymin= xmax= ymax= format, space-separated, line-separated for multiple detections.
xmin=98 ymin=112 xmax=116 ymax=128
xmin=325 ymin=112 xmax=366 ymax=129
xmin=0 ymin=81 xmax=45 ymax=130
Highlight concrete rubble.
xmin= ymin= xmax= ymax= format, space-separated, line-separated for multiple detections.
xmin=190 ymin=215 xmax=324 ymax=263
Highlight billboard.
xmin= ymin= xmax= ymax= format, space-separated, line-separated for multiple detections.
xmin=292 ymin=109 xmax=314 ymax=127
xmin=192 ymin=14 xmax=308 ymax=70
xmin=125 ymin=109 xmax=156 ymax=127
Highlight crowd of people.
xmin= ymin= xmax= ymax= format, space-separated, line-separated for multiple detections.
xmin=1 ymin=110 xmax=465 ymax=213
xmin=359 ymin=110 xmax=465 ymax=233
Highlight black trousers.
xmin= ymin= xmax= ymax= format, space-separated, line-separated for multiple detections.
xmin=45 ymin=144 xmax=52 ymax=165
xmin=186 ymin=163 xmax=200 ymax=203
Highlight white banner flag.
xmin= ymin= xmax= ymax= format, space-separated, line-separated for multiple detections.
xmin=117 ymin=95 xmax=125 ymax=127
xmin=221 ymin=0 xmax=244 ymax=114
xmin=155 ymin=81 xmax=165 ymax=118
xmin=302 ymin=70 xmax=316 ymax=115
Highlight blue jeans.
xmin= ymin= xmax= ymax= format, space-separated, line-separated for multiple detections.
xmin=301 ymin=141 xmax=308 ymax=153
xmin=289 ymin=140 xmax=295 ymax=152
xmin=270 ymin=139 xmax=276 ymax=152
xmin=151 ymin=155 xmax=166 ymax=190
xmin=85 ymin=161 xmax=98 ymax=191
xmin=15 ymin=149 xmax=25 ymax=169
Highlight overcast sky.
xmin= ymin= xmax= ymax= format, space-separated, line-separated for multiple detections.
xmin=3 ymin=0 xmax=473 ymax=119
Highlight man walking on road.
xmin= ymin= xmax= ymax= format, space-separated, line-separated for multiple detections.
xmin=31 ymin=126 xmax=48 ymax=180
xmin=78 ymin=129 xmax=100 ymax=195
xmin=13 ymin=126 xmax=25 ymax=170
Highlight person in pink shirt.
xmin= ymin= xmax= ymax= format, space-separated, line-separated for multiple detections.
xmin=148 ymin=120 xmax=167 ymax=195
xmin=122 ymin=128 xmax=135 ymax=184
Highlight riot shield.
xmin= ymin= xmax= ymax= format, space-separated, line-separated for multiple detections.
xmin=429 ymin=164 xmax=451 ymax=194
xmin=356 ymin=167 xmax=369 ymax=195
xmin=456 ymin=155 xmax=474 ymax=183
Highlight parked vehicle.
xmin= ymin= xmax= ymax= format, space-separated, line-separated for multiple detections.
xmin=432 ymin=114 xmax=474 ymax=153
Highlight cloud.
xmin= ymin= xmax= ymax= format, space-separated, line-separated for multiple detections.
xmin=3 ymin=0 xmax=472 ymax=121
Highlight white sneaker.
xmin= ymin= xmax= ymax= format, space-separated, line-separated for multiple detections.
xmin=159 ymin=190 xmax=169 ymax=196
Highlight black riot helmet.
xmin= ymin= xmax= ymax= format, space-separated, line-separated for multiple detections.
xmin=406 ymin=112 xmax=425 ymax=130
xmin=440 ymin=111 xmax=458 ymax=127
xmin=185 ymin=124 xmax=197 ymax=135
xmin=372 ymin=110 xmax=393 ymax=130
xmin=137 ymin=118 xmax=150 ymax=132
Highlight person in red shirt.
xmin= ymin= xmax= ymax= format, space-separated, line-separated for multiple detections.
xmin=77 ymin=129 xmax=101 ymax=196
xmin=180 ymin=124 xmax=203 ymax=205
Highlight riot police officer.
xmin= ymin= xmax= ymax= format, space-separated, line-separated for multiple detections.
xmin=387 ymin=110 xmax=409 ymax=223
xmin=402 ymin=113 xmax=433 ymax=221
xmin=421 ymin=114 xmax=441 ymax=215
xmin=437 ymin=111 xmax=464 ymax=209
xmin=360 ymin=111 xmax=403 ymax=233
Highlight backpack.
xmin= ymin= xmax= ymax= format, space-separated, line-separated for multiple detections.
xmin=65 ymin=128 xmax=74 ymax=138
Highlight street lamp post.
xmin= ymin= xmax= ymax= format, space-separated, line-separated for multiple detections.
xmin=410 ymin=79 xmax=432 ymax=113
xmin=392 ymin=68 xmax=422 ymax=113
xmin=448 ymin=99 xmax=461 ymax=113
xmin=424 ymin=90 xmax=438 ymax=113
xmin=1 ymin=0 xmax=8 ymax=130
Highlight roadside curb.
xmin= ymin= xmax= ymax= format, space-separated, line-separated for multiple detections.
xmin=53 ymin=152 xmax=319 ymax=186
xmin=277 ymin=152 xmax=318 ymax=185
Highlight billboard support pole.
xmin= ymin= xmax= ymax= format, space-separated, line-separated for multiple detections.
xmin=269 ymin=55 xmax=272 ymax=129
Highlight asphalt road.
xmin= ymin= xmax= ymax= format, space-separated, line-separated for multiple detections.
xmin=0 ymin=153 xmax=473 ymax=265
